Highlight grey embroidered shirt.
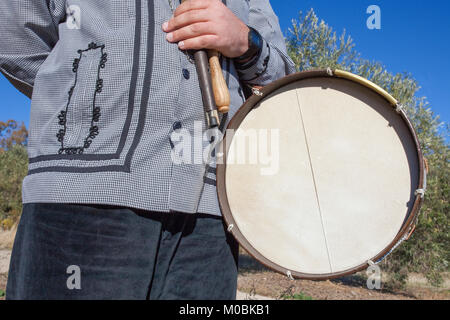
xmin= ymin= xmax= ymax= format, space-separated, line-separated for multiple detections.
xmin=0 ymin=0 xmax=295 ymax=216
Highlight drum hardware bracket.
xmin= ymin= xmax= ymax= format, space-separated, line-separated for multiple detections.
xmin=395 ymin=103 xmax=405 ymax=114
xmin=227 ymin=224 xmax=234 ymax=232
xmin=415 ymin=188 xmax=425 ymax=198
xmin=252 ymin=87 xmax=264 ymax=96
xmin=286 ymin=270 xmax=294 ymax=281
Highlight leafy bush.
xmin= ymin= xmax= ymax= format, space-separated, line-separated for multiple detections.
xmin=287 ymin=9 xmax=449 ymax=287
xmin=281 ymin=292 xmax=313 ymax=300
xmin=0 ymin=120 xmax=28 ymax=229
xmin=0 ymin=120 xmax=28 ymax=150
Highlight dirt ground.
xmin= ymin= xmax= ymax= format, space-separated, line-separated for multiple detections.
xmin=238 ymin=253 xmax=450 ymax=300
xmin=1 ymin=249 xmax=448 ymax=300
xmin=238 ymin=270 xmax=450 ymax=300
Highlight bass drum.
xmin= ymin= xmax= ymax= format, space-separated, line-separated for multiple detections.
xmin=217 ymin=69 xmax=426 ymax=279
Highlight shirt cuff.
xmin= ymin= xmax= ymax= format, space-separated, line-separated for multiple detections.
xmin=234 ymin=37 xmax=270 ymax=83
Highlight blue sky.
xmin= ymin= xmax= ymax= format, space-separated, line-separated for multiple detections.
xmin=1 ymin=0 xmax=449 ymax=136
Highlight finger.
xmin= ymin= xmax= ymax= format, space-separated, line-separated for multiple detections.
xmin=167 ymin=22 xmax=215 ymax=43
xmin=174 ymin=0 xmax=209 ymax=17
xmin=178 ymin=35 xmax=220 ymax=51
xmin=163 ymin=9 xmax=209 ymax=32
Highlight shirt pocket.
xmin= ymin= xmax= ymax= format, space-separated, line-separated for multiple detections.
xmin=27 ymin=0 xmax=139 ymax=169
xmin=56 ymin=43 xmax=108 ymax=154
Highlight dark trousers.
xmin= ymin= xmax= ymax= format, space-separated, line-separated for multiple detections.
xmin=6 ymin=203 xmax=239 ymax=300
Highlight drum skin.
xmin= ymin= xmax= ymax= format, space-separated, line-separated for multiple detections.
xmin=217 ymin=70 xmax=425 ymax=279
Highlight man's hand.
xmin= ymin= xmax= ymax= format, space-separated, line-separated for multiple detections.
xmin=162 ymin=0 xmax=250 ymax=58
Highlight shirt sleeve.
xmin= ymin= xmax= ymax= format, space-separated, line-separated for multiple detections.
xmin=235 ymin=0 xmax=296 ymax=86
xmin=0 ymin=1 xmax=66 ymax=99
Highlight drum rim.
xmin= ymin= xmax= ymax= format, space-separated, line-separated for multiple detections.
xmin=216 ymin=69 xmax=425 ymax=280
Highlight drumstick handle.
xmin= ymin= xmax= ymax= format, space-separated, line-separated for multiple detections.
xmin=208 ymin=50 xmax=230 ymax=113
xmin=179 ymin=0 xmax=220 ymax=127
xmin=193 ymin=50 xmax=220 ymax=128
xmin=180 ymin=0 xmax=229 ymax=114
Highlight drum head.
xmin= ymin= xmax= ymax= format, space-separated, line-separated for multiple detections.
xmin=217 ymin=70 xmax=424 ymax=279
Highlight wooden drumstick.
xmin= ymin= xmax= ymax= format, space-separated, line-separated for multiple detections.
xmin=180 ymin=0 xmax=220 ymax=128
xmin=208 ymin=50 xmax=230 ymax=113
xmin=179 ymin=0 xmax=229 ymax=113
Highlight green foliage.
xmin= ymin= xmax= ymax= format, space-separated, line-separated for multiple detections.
xmin=287 ymin=9 xmax=358 ymax=72
xmin=281 ymin=292 xmax=313 ymax=300
xmin=0 ymin=289 xmax=5 ymax=297
xmin=0 ymin=120 xmax=28 ymax=150
xmin=278 ymin=285 xmax=314 ymax=300
xmin=287 ymin=9 xmax=449 ymax=287
xmin=0 ymin=144 xmax=28 ymax=230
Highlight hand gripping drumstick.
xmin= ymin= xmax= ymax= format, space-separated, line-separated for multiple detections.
xmin=179 ymin=0 xmax=230 ymax=126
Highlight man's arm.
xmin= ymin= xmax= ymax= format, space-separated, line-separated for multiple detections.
xmin=234 ymin=0 xmax=296 ymax=87
xmin=0 ymin=1 xmax=66 ymax=99
xmin=162 ymin=0 xmax=296 ymax=87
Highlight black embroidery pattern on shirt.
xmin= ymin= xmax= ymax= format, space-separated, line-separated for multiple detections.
xmin=57 ymin=42 xmax=108 ymax=155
